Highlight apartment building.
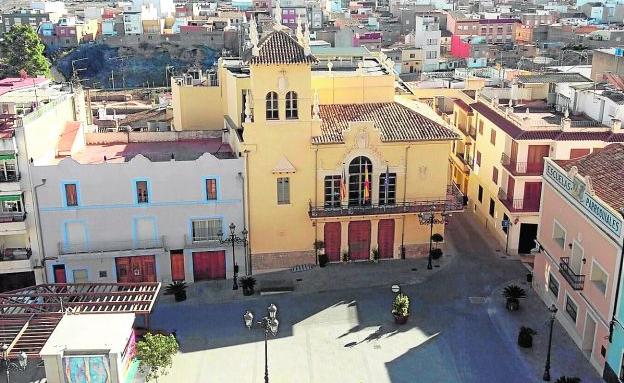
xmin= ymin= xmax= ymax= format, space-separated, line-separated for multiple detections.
xmin=1 ymin=10 xmax=52 ymax=34
xmin=31 ymin=134 xmax=244 ymax=285
xmin=447 ymin=12 xmax=520 ymax=43
xmin=533 ymin=146 xmax=624 ymax=375
xmin=0 ymin=77 xmax=86 ymax=292
xmin=464 ymin=73 xmax=624 ymax=255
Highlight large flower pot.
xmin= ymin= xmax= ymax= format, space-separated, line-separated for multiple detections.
xmin=243 ymin=287 xmax=255 ymax=296
xmin=393 ymin=314 xmax=409 ymax=325
xmin=174 ymin=290 xmax=187 ymax=302
xmin=506 ymin=297 xmax=520 ymax=311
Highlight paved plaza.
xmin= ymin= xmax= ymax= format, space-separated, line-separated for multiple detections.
xmin=147 ymin=212 xmax=602 ymax=383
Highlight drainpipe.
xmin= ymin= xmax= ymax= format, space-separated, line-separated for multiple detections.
xmin=608 ymin=209 xmax=624 ymax=342
xmin=238 ymin=171 xmax=247 ymax=276
xmin=33 ymin=178 xmax=47 ymax=282
xmin=243 ymin=150 xmax=252 ymax=275
xmin=314 ymin=148 xmax=319 ymax=264
xmin=400 ymin=145 xmax=411 ymax=259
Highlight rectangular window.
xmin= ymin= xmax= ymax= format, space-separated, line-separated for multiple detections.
xmin=64 ymin=183 xmax=78 ymax=207
xmin=548 ymin=273 xmax=559 ymax=298
xmin=73 ymin=269 xmax=88 ymax=283
xmin=277 ymin=177 xmax=290 ymax=205
xmin=206 ymin=178 xmax=217 ymax=200
xmin=324 ymin=175 xmax=341 ymax=208
xmin=478 ymin=185 xmax=483 ymax=203
xmin=191 ymin=218 xmax=222 ymax=241
xmin=136 ymin=180 xmax=149 ymax=204
xmin=490 ymin=129 xmax=497 ymax=145
xmin=565 ymin=295 xmax=578 ymax=323
xmin=379 ymin=172 xmax=397 ymax=205
xmin=552 ymin=220 xmax=566 ymax=249
xmin=590 ymin=261 xmax=608 ymax=295
xmin=492 ymin=167 xmax=499 ymax=185
xmin=478 ymin=120 xmax=484 ymax=135
xmin=476 ymin=151 xmax=482 ymax=166
xmin=489 ymin=198 xmax=495 ymax=217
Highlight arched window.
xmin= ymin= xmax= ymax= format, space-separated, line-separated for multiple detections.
xmin=285 ymin=91 xmax=298 ymax=119
xmin=348 ymin=156 xmax=372 ymax=206
xmin=266 ymin=92 xmax=278 ymax=120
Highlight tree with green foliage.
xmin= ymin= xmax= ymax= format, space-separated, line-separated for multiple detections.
xmin=134 ymin=333 xmax=179 ymax=382
xmin=0 ymin=25 xmax=50 ymax=78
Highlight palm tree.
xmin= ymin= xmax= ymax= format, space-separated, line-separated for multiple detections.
xmin=502 ymin=285 xmax=526 ymax=311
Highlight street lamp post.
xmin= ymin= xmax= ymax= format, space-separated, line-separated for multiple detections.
xmin=418 ymin=212 xmax=448 ymax=270
xmin=218 ymin=223 xmax=249 ymax=289
xmin=1 ymin=344 xmax=28 ymax=383
xmin=543 ymin=304 xmax=558 ymax=381
xmin=243 ymin=304 xmax=279 ymax=383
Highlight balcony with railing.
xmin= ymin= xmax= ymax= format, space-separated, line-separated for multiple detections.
xmin=58 ymin=236 xmax=165 ymax=255
xmin=309 ymin=185 xmax=465 ymax=218
xmin=498 ymin=188 xmax=540 ymax=213
xmin=501 ymin=153 xmax=544 ymax=176
xmin=559 ymin=257 xmax=585 ymax=290
xmin=184 ymin=235 xmax=225 ymax=249
xmin=0 ymin=247 xmax=32 ymax=273
xmin=0 ymin=173 xmax=20 ymax=183
xmin=0 ymin=172 xmax=21 ymax=193
xmin=0 ymin=212 xmax=27 ymax=233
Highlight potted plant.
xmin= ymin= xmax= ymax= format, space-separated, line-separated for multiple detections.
xmin=431 ymin=233 xmax=444 ymax=249
xmin=554 ymin=377 xmax=581 ymax=383
xmin=502 ymin=284 xmax=527 ymax=311
xmin=239 ymin=276 xmax=257 ymax=296
xmin=318 ymin=253 xmax=329 ymax=267
xmin=430 ymin=248 xmax=443 ymax=260
xmin=342 ymin=250 xmax=350 ymax=263
xmin=517 ymin=326 xmax=537 ymax=348
xmin=313 ymin=240 xmax=325 ymax=258
xmin=165 ymin=281 xmax=187 ymax=302
xmin=392 ymin=293 xmax=410 ymax=324
xmin=371 ymin=247 xmax=380 ymax=263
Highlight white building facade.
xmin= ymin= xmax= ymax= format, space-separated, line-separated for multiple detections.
xmin=32 ymin=152 xmax=245 ymax=285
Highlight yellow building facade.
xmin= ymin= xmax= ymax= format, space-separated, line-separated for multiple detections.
xmin=172 ymin=27 xmax=465 ymax=270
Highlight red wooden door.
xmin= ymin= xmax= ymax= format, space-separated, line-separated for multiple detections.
xmin=53 ymin=265 xmax=66 ymax=283
xmin=170 ymin=251 xmax=185 ymax=281
xmin=527 ymin=145 xmax=550 ymax=173
xmin=192 ymin=251 xmax=226 ymax=281
xmin=348 ymin=221 xmax=371 ymax=261
xmin=324 ymin=222 xmax=341 ymax=262
xmin=378 ymin=219 xmax=395 ymax=259
xmin=510 ymin=140 xmax=518 ymax=162
xmin=506 ymin=176 xmax=515 ymax=201
xmin=115 ymin=256 xmax=156 ymax=283
xmin=523 ymin=182 xmax=542 ymax=211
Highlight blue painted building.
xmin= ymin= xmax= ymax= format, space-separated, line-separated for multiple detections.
xmin=32 ymin=137 xmax=245 ymax=284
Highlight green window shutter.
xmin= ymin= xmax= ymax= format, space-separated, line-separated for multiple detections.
xmin=0 ymin=194 xmax=21 ymax=202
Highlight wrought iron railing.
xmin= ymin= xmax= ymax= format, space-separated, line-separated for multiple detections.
xmin=183 ymin=234 xmax=224 ymax=249
xmin=0 ymin=212 xmax=26 ymax=223
xmin=0 ymin=248 xmax=31 ymax=262
xmin=58 ymin=236 xmax=165 ymax=255
xmin=501 ymin=153 xmax=544 ymax=176
xmin=0 ymin=173 xmax=20 ymax=183
xmin=559 ymin=257 xmax=585 ymax=290
xmin=499 ymin=196 xmax=540 ymax=213
xmin=309 ymin=185 xmax=464 ymax=218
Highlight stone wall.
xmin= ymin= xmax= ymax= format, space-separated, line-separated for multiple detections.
xmin=85 ymin=130 xmax=222 ymax=144
xmin=251 ymin=250 xmax=317 ymax=271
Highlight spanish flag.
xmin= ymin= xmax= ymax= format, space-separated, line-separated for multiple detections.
xmin=340 ymin=165 xmax=347 ymax=202
xmin=364 ymin=166 xmax=370 ymax=202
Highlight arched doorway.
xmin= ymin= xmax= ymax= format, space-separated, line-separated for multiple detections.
xmin=348 ymin=156 xmax=372 ymax=207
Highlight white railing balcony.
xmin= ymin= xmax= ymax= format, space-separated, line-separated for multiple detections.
xmin=58 ymin=236 xmax=165 ymax=255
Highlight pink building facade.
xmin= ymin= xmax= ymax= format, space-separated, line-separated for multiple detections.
xmin=533 ymin=148 xmax=624 ymax=374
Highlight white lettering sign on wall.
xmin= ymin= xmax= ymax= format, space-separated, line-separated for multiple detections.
xmin=544 ymin=161 xmax=622 ymax=241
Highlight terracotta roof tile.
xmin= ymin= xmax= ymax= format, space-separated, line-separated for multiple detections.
xmin=555 ymin=144 xmax=624 ymax=211
xmin=314 ymin=103 xmax=458 ymax=144
xmin=250 ymin=31 xmax=317 ymax=65
xmin=472 ymin=102 xmax=624 ymax=142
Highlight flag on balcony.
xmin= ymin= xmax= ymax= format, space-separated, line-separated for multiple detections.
xmin=340 ymin=165 xmax=347 ymax=202
xmin=384 ymin=165 xmax=389 ymax=205
xmin=364 ymin=166 xmax=370 ymax=202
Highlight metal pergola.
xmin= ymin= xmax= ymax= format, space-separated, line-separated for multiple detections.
xmin=0 ymin=282 xmax=161 ymax=358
